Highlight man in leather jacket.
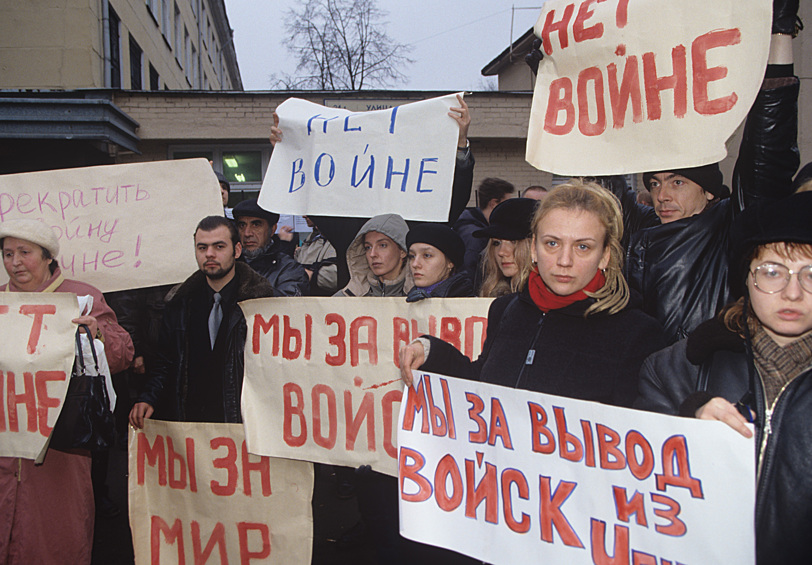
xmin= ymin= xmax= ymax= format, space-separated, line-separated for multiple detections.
xmin=616 ymin=17 xmax=800 ymax=344
xmin=232 ymin=198 xmax=310 ymax=297
xmin=128 ymin=216 xmax=276 ymax=426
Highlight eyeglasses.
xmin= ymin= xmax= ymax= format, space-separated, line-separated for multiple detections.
xmin=751 ymin=262 xmax=812 ymax=294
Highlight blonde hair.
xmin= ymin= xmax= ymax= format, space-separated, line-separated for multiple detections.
xmin=479 ymin=238 xmax=533 ymax=297
xmin=531 ymin=179 xmax=629 ymax=316
xmin=722 ymin=241 xmax=812 ymax=334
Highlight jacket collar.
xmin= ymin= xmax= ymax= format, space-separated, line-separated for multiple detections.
xmin=166 ymin=261 xmax=274 ymax=304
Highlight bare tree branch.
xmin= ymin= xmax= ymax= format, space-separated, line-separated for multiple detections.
xmin=280 ymin=0 xmax=413 ymax=90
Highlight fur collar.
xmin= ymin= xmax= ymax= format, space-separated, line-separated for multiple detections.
xmin=166 ymin=262 xmax=275 ymax=303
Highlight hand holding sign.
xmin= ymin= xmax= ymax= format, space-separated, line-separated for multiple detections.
xmin=260 ymin=94 xmax=464 ymax=221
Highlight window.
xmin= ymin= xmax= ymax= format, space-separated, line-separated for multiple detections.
xmin=161 ymin=0 xmax=170 ymax=38
xmin=108 ymin=6 xmax=121 ymax=88
xmin=174 ymin=3 xmax=182 ymax=63
xmin=129 ymin=35 xmax=143 ymax=89
xmin=191 ymin=44 xmax=197 ymax=87
xmin=170 ymin=146 xmax=271 ymax=201
xmin=185 ymin=27 xmax=191 ymax=80
xmin=149 ymin=64 xmax=160 ymax=90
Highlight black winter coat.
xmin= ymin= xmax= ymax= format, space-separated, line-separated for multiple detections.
xmin=452 ymin=206 xmax=488 ymax=284
xmin=422 ymin=288 xmax=666 ymax=408
xmin=622 ymin=78 xmax=800 ymax=343
xmin=242 ymin=237 xmax=310 ymax=297
xmin=636 ymin=318 xmax=812 ymax=564
xmin=137 ymin=262 xmax=276 ymax=423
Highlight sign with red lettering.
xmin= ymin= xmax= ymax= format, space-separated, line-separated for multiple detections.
xmin=0 ymin=159 xmax=224 ymax=292
xmin=0 ymin=292 xmax=78 ymax=460
xmin=129 ymin=420 xmax=314 ymax=565
xmin=399 ymin=372 xmax=755 ymax=564
xmin=260 ymin=94 xmax=463 ymax=221
xmin=525 ymin=0 xmax=771 ymax=175
xmin=240 ymin=297 xmax=492 ymax=476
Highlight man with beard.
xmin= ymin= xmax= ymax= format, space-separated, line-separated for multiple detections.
xmin=232 ymin=199 xmax=310 ymax=297
xmin=128 ymin=216 xmax=275 ymax=426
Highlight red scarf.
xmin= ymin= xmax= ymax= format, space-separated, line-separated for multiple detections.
xmin=527 ymin=269 xmax=605 ymax=313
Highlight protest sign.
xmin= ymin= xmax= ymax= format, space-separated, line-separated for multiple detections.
xmin=129 ymin=420 xmax=314 ymax=565
xmin=398 ymin=372 xmax=755 ymax=564
xmin=0 ymin=159 xmax=224 ymax=292
xmin=241 ymin=297 xmax=492 ymax=476
xmin=525 ymin=0 xmax=772 ymax=175
xmin=0 ymin=292 xmax=78 ymax=460
xmin=259 ymin=94 xmax=463 ymax=221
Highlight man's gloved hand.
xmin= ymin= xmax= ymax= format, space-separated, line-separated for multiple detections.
xmin=772 ymin=0 xmax=802 ymax=36
xmin=525 ymin=38 xmax=544 ymax=74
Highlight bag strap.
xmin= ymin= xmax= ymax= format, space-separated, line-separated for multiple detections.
xmin=74 ymin=324 xmax=101 ymax=375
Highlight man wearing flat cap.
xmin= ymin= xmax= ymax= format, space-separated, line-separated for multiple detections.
xmin=231 ymin=199 xmax=309 ymax=297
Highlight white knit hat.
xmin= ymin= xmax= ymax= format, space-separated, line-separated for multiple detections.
xmin=0 ymin=219 xmax=60 ymax=257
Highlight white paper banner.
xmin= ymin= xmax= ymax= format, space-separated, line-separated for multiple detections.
xmin=259 ymin=94 xmax=462 ymax=221
xmin=525 ymin=0 xmax=771 ymax=175
xmin=240 ymin=297 xmax=492 ymax=476
xmin=0 ymin=292 xmax=79 ymax=459
xmin=398 ymin=372 xmax=755 ymax=564
xmin=0 ymin=159 xmax=224 ymax=292
xmin=129 ymin=420 xmax=314 ymax=565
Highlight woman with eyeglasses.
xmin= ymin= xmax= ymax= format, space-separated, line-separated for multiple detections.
xmin=636 ymin=190 xmax=812 ymax=564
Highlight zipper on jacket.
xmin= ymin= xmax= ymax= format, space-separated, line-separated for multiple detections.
xmin=514 ymin=313 xmax=545 ymax=388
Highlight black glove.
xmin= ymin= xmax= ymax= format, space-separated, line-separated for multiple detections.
xmin=525 ymin=38 xmax=544 ymax=75
xmin=772 ymin=0 xmax=802 ymax=36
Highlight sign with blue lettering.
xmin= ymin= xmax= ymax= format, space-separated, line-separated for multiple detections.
xmin=259 ymin=94 xmax=463 ymax=221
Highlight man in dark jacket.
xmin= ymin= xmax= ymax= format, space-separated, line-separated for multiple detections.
xmin=616 ymin=18 xmax=800 ymax=344
xmin=128 ymin=216 xmax=275 ymax=426
xmin=232 ymin=198 xmax=310 ymax=297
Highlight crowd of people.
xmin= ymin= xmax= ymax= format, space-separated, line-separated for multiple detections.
xmin=0 ymin=1 xmax=810 ymax=564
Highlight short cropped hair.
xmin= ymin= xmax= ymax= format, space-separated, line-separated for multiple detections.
xmin=477 ymin=178 xmax=515 ymax=208
xmin=194 ymin=215 xmax=239 ymax=247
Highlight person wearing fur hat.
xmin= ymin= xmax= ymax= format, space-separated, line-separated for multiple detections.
xmin=405 ymin=223 xmax=473 ymax=301
xmin=618 ymin=0 xmax=802 ymax=344
xmin=636 ymin=190 xmax=812 ymax=563
xmin=0 ymin=218 xmax=134 ymax=564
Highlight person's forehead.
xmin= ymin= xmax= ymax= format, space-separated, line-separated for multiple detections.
xmin=409 ymin=242 xmax=440 ymax=253
xmin=2 ymin=236 xmax=39 ymax=250
xmin=364 ymin=231 xmax=394 ymax=245
xmin=235 ymin=215 xmax=268 ymax=226
xmin=195 ymin=226 xmax=231 ymax=244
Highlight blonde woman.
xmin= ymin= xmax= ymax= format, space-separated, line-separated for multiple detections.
xmin=475 ymin=197 xmax=537 ymax=297
xmin=401 ymin=180 xmax=665 ymax=407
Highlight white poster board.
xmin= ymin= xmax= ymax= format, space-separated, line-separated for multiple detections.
xmin=0 ymin=292 xmax=78 ymax=460
xmin=240 ymin=297 xmax=492 ymax=476
xmin=525 ymin=0 xmax=771 ymax=175
xmin=398 ymin=372 xmax=755 ymax=564
xmin=129 ymin=420 xmax=314 ymax=565
xmin=259 ymin=94 xmax=462 ymax=221
xmin=0 ymin=159 xmax=224 ymax=292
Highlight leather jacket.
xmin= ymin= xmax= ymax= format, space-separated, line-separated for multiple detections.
xmin=636 ymin=318 xmax=812 ymax=564
xmin=137 ymin=262 xmax=275 ymax=423
xmin=242 ymin=236 xmax=310 ymax=297
xmin=621 ymin=78 xmax=800 ymax=343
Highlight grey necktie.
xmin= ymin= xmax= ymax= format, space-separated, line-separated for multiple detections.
xmin=208 ymin=292 xmax=222 ymax=349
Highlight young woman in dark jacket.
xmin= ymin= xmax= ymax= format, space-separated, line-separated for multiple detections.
xmin=405 ymin=223 xmax=473 ymax=302
xmin=636 ymin=191 xmax=812 ymax=564
xmin=400 ymin=180 xmax=666 ymax=409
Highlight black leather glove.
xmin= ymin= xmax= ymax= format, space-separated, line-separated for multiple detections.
xmin=772 ymin=0 xmax=802 ymax=36
xmin=525 ymin=38 xmax=544 ymax=74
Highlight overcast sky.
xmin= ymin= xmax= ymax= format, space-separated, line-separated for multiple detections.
xmin=224 ymin=1 xmax=544 ymax=91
